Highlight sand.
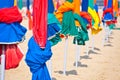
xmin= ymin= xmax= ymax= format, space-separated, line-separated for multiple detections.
xmin=1 ymin=15 xmax=120 ymax=80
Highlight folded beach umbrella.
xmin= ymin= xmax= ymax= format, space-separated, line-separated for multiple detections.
xmin=25 ymin=37 xmax=52 ymax=80
xmin=103 ymin=0 xmax=113 ymax=21
xmin=0 ymin=0 xmax=26 ymax=77
xmin=0 ymin=0 xmax=27 ymax=44
xmin=88 ymin=0 xmax=102 ymax=35
xmin=33 ymin=0 xmax=48 ymax=49
xmin=47 ymin=0 xmax=62 ymax=46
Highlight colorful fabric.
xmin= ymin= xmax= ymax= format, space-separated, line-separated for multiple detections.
xmin=0 ymin=44 xmax=23 ymax=70
xmin=18 ymin=0 xmax=23 ymax=10
xmin=33 ymin=0 xmax=48 ymax=49
xmin=81 ymin=0 xmax=88 ymax=12
xmin=48 ymin=0 xmax=54 ymax=13
xmin=0 ymin=6 xmax=22 ymax=23
xmin=0 ymin=0 xmax=27 ymax=44
xmin=25 ymin=37 xmax=52 ymax=80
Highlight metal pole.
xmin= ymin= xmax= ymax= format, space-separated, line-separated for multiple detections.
xmin=1 ymin=45 xmax=5 ymax=80
xmin=63 ymin=37 xmax=68 ymax=75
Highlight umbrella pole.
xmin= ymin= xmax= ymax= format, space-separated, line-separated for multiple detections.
xmin=92 ymin=35 xmax=94 ymax=51
xmin=102 ymin=23 xmax=106 ymax=46
xmin=75 ymin=40 xmax=80 ymax=68
xmin=63 ymin=36 xmax=68 ymax=75
xmin=1 ymin=45 xmax=5 ymax=80
xmin=86 ymin=41 xmax=89 ymax=56
xmin=48 ymin=59 xmax=52 ymax=79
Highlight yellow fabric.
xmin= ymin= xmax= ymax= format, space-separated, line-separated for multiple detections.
xmin=88 ymin=7 xmax=102 ymax=35
xmin=73 ymin=0 xmax=81 ymax=26
xmin=55 ymin=1 xmax=74 ymax=22
xmin=14 ymin=0 xmax=17 ymax=6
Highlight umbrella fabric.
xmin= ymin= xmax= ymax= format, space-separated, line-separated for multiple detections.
xmin=48 ymin=0 xmax=54 ymax=13
xmin=88 ymin=0 xmax=102 ymax=35
xmin=47 ymin=0 xmax=62 ymax=46
xmin=0 ymin=0 xmax=27 ymax=44
xmin=81 ymin=0 xmax=88 ymax=12
xmin=103 ymin=0 xmax=113 ymax=21
xmin=0 ymin=44 xmax=23 ymax=70
xmin=18 ymin=0 xmax=23 ymax=10
xmin=25 ymin=37 xmax=52 ymax=80
xmin=0 ymin=0 xmax=14 ymax=8
xmin=0 ymin=6 xmax=22 ymax=24
xmin=47 ymin=13 xmax=62 ymax=46
xmin=33 ymin=0 xmax=48 ymax=49
xmin=81 ymin=0 xmax=92 ymax=29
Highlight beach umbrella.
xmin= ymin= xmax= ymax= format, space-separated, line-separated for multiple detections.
xmin=25 ymin=37 xmax=52 ymax=80
xmin=0 ymin=0 xmax=27 ymax=80
xmin=102 ymin=0 xmax=115 ymax=45
xmin=32 ymin=0 xmax=48 ymax=49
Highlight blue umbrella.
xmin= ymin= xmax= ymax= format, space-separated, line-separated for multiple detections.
xmin=25 ymin=37 xmax=52 ymax=80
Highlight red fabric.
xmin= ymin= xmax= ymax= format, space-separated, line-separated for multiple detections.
xmin=0 ymin=44 xmax=23 ymax=70
xmin=33 ymin=0 xmax=48 ymax=49
xmin=104 ymin=0 xmax=108 ymax=7
xmin=0 ymin=6 xmax=22 ymax=23
xmin=106 ymin=20 xmax=117 ymax=25
xmin=80 ymin=11 xmax=92 ymax=29
xmin=103 ymin=8 xmax=113 ymax=17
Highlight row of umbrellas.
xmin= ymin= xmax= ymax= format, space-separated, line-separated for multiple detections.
xmin=0 ymin=0 xmax=120 ymax=80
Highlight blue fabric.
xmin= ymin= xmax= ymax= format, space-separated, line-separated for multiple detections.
xmin=47 ymin=23 xmax=61 ymax=38
xmin=94 ymin=4 xmax=98 ymax=12
xmin=81 ymin=0 xmax=88 ymax=12
xmin=0 ymin=0 xmax=27 ymax=44
xmin=103 ymin=13 xmax=113 ymax=21
xmin=0 ymin=0 xmax=14 ymax=8
xmin=48 ymin=0 xmax=54 ymax=13
xmin=25 ymin=37 xmax=52 ymax=80
xmin=107 ymin=0 xmax=112 ymax=8
xmin=27 ymin=0 xmax=30 ymax=10
xmin=0 ymin=22 xmax=27 ymax=44
xmin=47 ymin=13 xmax=61 ymax=38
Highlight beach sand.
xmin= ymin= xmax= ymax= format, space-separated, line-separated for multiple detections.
xmin=2 ymin=15 xmax=120 ymax=80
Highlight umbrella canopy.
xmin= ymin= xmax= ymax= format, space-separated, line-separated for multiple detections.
xmin=0 ymin=0 xmax=27 ymax=69
xmin=33 ymin=0 xmax=48 ymax=49
xmin=25 ymin=37 xmax=52 ymax=80
xmin=0 ymin=0 xmax=27 ymax=44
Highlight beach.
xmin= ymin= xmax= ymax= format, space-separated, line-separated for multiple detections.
xmin=1 ymin=14 xmax=120 ymax=80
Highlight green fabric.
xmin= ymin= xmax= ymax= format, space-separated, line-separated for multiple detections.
xmin=48 ymin=13 xmax=62 ymax=29
xmin=109 ymin=24 xmax=115 ymax=29
xmin=73 ymin=14 xmax=89 ymax=45
xmin=118 ymin=2 xmax=120 ymax=8
xmin=61 ymin=11 xmax=78 ymax=36
xmin=18 ymin=0 xmax=23 ymax=10
xmin=73 ymin=13 xmax=88 ymax=33
xmin=73 ymin=28 xmax=89 ymax=45
xmin=49 ymin=33 xmax=62 ymax=46
xmin=88 ymin=0 xmax=94 ymax=9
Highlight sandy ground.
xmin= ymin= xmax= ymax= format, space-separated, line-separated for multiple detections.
xmin=1 ymin=15 xmax=120 ymax=80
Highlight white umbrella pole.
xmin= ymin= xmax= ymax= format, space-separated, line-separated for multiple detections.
xmin=48 ymin=59 xmax=52 ymax=79
xmin=92 ymin=36 xmax=94 ymax=51
xmin=75 ymin=40 xmax=81 ymax=68
xmin=86 ymin=41 xmax=89 ymax=56
xmin=63 ymin=37 xmax=68 ymax=75
xmin=1 ymin=45 xmax=5 ymax=80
